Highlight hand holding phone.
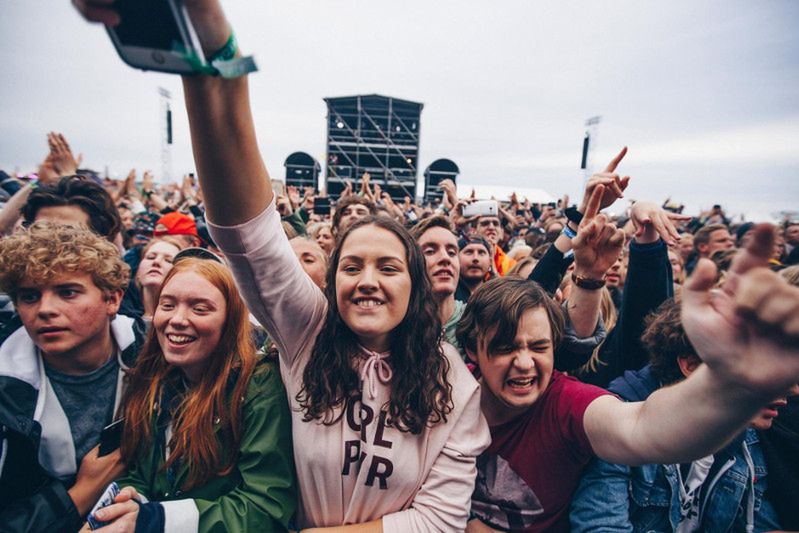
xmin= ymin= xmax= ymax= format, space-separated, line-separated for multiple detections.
xmin=98 ymin=419 xmax=124 ymax=457
xmin=86 ymin=482 xmax=121 ymax=530
xmin=313 ymin=196 xmax=331 ymax=215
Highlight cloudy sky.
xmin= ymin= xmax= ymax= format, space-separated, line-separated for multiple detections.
xmin=2 ymin=1 xmax=797 ymax=219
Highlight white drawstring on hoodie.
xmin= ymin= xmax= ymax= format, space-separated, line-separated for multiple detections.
xmin=359 ymin=346 xmax=393 ymax=400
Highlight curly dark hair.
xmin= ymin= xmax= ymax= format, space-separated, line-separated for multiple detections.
xmin=297 ymin=215 xmax=453 ymax=434
xmin=642 ymin=297 xmax=700 ymax=386
xmin=22 ymin=175 xmax=123 ymax=241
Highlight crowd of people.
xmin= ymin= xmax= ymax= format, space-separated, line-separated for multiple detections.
xmin=1 ymin=1 xmax=798 ymax=532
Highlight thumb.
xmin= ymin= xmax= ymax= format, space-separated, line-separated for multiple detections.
xmin=682 ymin=258 xmax=718 ymax=313
xmin=76 ymin=153 xmax=84 ymax=167
xmin=730 ymin=223 xmax=773 ymax=277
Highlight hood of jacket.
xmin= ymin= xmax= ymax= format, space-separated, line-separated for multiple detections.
xmin=607 ymin=364 xmax=660 ymax=402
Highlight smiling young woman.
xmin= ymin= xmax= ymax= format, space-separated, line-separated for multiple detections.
xmin=110 ymin=258 xmax=296 ymax=531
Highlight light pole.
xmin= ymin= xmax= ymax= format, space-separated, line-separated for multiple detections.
xmin=158 ymin=87 xmax=173 ymax=182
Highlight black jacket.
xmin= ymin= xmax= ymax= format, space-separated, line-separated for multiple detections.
xmin=0 ymin=315 xmax=145 ymax=533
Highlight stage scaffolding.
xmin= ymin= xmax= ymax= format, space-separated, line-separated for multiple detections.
xmin=324 ymin=94 xmax=423 ymax=201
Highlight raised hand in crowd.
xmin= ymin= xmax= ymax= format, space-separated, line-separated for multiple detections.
xmin=629 ymin=200 xmax=691 ymax=246
xmin=682 ymin=223 xmax=799 ymax=398
xmin=580 ymin=146 xmax=630 ymax=213
xmin=359 ymin=171 xmax=375 ymax=202
xmin=341 ymin=179 xmax=354 ymax=198
xmin=180 ymin=173 xmax=198 ymax=205
xmin=110 ymin=168 xmax=136 ymax=204
xmin=573 ymin=185 xmax=626 ymax=280
xmin=45 ymin=131 xmax=83 ymax=179
xmin=37 ymin=131 xmax=80 ymax=184
xmin=381 ymin=191 xmax=404 ymax=219
xmin=124 ymin=168 xmax=138 ymax=198
xmin=0 ymin=132 xmax=84 ymax=235
xmin=141 ymin=170 xmax=154 ymax=196
xmin=569 ymin=184 xmax=626 ymax=336
xmin=302 ymin=186 xmax=315 ymax=212
xmin=287 ymin=184 xmax=301 ymax=210
xmin=440 ymin=178 xmax=458 ymax=209
xmin=276 ymin=194 xmax=293 ymax=217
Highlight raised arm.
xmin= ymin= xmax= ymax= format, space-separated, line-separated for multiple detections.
xmin=528 ymin=147 xmax=630 ymax=295
xmin=568 ymin=184 xmax=625 ymax=337
xmin=75 ymin=0 xmax=325 ymax=365
xmin=181 ymin=9 xmax=273 ymax=225
xmin=610 ymin=202 xmax=691 ymax=371
xmin=583 ymin=224 xmax=799 ymax=465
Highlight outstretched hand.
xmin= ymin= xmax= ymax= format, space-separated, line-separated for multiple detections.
xmin=629 ymin=201 xmax=691 ymax=246
xmin=579 ymin=147 xmax=631 ymax=213
xmin=37 ymin=132 xmax=82 ymax=184
xmin=439 ymin=179 xmax=458 ymax=208
xmin=572 ymin=184 xmax=626 ymax=279
xmin=682 ymin=224 xmax=799 ymax=398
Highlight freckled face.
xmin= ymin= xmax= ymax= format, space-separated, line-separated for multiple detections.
xmin=16 ymin=272 xmax=121 ymax=362
xmin=336 ymin=226 xmax=411 ymax=352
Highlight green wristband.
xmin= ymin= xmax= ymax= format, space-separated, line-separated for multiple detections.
xmin=208 ymin=33 xmax=238 ymax=63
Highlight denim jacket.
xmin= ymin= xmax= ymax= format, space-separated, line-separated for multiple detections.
xmin=570 ymin=366 xmax=782 ymax=533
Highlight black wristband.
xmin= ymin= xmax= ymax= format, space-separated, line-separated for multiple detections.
xmin=134 ymin=501 xmax=165 ymax=533
xmin=565 ymin=206 xmax=583 ymax=225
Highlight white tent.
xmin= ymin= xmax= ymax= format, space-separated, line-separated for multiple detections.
xmin=456 ymin=183 xmax=555 ymax=204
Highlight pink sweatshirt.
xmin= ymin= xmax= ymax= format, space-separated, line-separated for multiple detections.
xmin=208 ymin=199 xmax=491 ymax=532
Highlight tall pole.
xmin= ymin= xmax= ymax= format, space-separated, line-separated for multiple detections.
xmin=158 ymin=87 xmax=173 ymax=183
xmin=581 ymin=115 xmax=602 ymax=182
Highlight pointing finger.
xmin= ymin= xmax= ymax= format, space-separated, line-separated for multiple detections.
xmin=604 ymin=146 xmax=628 ymax=173
xmin=581 ymin=184 xmax=604 ymax=224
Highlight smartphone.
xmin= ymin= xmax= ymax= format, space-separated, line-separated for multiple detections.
xmin=98 ymin=418 xmax=124 ymax=457
xmin=106 ymin=0 xmax=205 ymax=74
xmin=313 ymin=196 xmax=331 ymax=215
xmin=462 ymin=200 xmax=498 ymax=218
xmin=87 ymin=482 xmax=121 ymax=530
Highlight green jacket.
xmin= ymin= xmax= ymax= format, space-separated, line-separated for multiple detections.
xmin=116 ymin=359 xmax=296 ymax=532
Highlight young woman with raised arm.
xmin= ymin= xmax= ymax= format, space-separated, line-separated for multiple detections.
xmin=74 ymin=2 xmax=490 ymax=532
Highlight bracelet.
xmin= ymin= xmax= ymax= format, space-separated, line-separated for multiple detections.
xmin=561 ymin=225 xmax=577 ymax=239
xmin=571 ymin=272 xmax=606 ymax=290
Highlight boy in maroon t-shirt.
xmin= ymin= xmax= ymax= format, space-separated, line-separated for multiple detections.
xmin=458 ymin=220 xmax=799 ymax=533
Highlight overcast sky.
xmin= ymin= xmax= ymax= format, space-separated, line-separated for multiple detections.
xmin=2 ymin=1 xmax=797 ymax=219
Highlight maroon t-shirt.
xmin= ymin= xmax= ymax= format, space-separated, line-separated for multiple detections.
xmin=471 ymin=371 xmax=609 ymax=532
